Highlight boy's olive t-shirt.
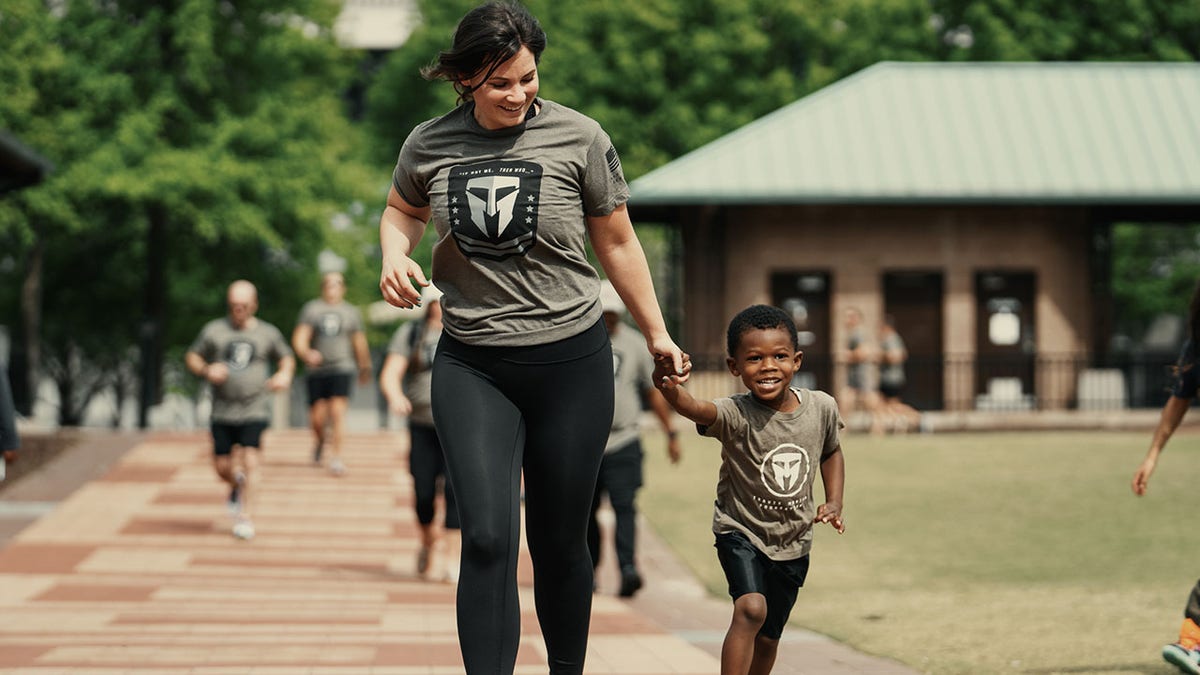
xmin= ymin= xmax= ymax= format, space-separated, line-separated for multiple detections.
xmin=702 ymin=388 xmax=843 ymax=561
xmin=296 ymin=299 xmax=364 ymax=375
xmin=189 ymin=318 xmax=292 ymax=424
xmin=391 ymin=99 xmax=629 ymax=347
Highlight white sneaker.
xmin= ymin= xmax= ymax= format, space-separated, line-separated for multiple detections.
xmin=329 ymin=458 xmax=346 ymax=477
xmin=1164 ymin=643 xmax=1200 ymax=674
xmin=232 ymin=519 xmax=255 ymax=541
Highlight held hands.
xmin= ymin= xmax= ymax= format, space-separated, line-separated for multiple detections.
xmin=816 ymin=501 xmax=845 ymax=533
xmin=302 ymin=350 xmax=324 ymax=369
xmin=648 ymin=336 xmax=690 ymax=386
xmin=652 ymin=352 xmax=692 ymax=391
xmin=380 ymin=253 xmax=428 ymax=309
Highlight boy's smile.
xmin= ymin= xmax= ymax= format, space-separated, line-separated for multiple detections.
xmin=727 ymin=327 xmax=803 ymax=411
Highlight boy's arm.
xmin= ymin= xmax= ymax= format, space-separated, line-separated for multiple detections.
xmin=816 ymin=445 xmax=845 ymax=533
xmin=652 ymin=359 xmax=717 ymax=426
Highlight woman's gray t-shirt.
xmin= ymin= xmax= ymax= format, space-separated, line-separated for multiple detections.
xmin=392 ymin=99 xmax=630 ymax=347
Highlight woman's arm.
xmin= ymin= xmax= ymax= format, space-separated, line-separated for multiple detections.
xmin=1132 ymin=394 xmax=1192 ymax=496
xmin=379 ymin=185 xmax=432 ymax=309
xmin=587 ymin=205 xmax=688 ymax=377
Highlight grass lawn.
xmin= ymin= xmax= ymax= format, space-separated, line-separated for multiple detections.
xmin=639 ymin=428 xmax=1196 ymax=675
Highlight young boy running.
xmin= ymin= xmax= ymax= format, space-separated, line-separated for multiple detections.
xmin=653 ymin=304 xmax=846 ymax=675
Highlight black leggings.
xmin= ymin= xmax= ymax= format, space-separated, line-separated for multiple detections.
xmin=409 ymin=423 xmax=458 ymax=530
xmin=432 ymin=321 xmax=614 ymax=675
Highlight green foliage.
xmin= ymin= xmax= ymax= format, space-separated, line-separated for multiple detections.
xmin=935 ymin=0 xmax=1200 ymax=61
xmin=0 ymin=0 xmax=375 ymax=423
xmin=3 ymin=0 xmax=1198 ymax=422
xmin=1111 ymin=224 xmax=1200 ymax=338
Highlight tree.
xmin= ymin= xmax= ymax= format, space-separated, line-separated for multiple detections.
xmin=0 ymin=0 xmax=375 ymax=425
xmin=365 ymin=0 xmax=1199 ymax=349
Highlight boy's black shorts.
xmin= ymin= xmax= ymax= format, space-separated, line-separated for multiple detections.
xmin=211 ymin=421 xmax=268 ymax=456
xmin=715 ymin=530 xmax=810 ymax=640
xmin=306 ymin=372 xmax=353 ymax=404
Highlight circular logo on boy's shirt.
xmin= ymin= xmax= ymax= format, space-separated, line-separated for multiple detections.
xmin=225 ymin=341 xmax=255 ymax=371
xmin=760 ymin=443 xmax=811 ymax=498
xmin=447 ymin=160 xmax=543 ymax=261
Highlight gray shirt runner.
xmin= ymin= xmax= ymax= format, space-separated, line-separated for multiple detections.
xmin=606 ymin=325 xmax=654 ymax=454
xmin=189 ymin=318 xmax=292 ymax=424
xmin=296 ymin=299 xmax=364 ymax=375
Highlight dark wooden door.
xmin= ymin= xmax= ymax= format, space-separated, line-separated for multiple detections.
xmin=883 ymin=271 xmax=944 ymax=410
xmin=771 ymin=272 xmax=831 ymax=394
xmin=975 ymin=271 xmax=1037 ymax=404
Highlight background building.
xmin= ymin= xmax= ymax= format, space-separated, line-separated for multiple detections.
xmin=630 ymin=62 xmax=1200 ymax=412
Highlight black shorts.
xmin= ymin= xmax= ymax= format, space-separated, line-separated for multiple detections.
xmin=211 ymin=421 xmax=268 ymax=456
xmin=879 ymin=382 xmax=903 ymax=399
xmin=306 ymin=372 xmax=353 ymax=404
xmin=715 ymin=530 xmax=810 ymax=640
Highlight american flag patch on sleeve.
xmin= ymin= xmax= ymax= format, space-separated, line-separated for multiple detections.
xmin=605 ymin=146 xmax=623 ymax=181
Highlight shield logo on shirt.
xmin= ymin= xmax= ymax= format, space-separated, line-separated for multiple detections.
xmin=226 ymin=340 xmax=255 ymax=371
xmin=447 ymin=160 xmax=542 ymax=261
xmin=319 ymin=312 xmax=342 ymax=337
xmin=760 ymin=443 xmax=811 ymax=499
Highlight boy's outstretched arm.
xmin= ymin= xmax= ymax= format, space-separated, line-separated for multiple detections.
xmin=816 ymin=445 xmax=845 ymax=533
xmin=653 ymin=357 xmax=717 ymax=427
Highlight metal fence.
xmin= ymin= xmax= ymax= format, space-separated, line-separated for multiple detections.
xmin=686 ymin=350 xmax=1181 ymax=412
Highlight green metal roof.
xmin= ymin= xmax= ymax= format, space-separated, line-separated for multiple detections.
xmin=629 ymin=62 xmax=1200 ymax=206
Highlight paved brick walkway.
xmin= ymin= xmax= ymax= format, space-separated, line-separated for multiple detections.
xmin=0 ymin=429 xmax=916 ymax=674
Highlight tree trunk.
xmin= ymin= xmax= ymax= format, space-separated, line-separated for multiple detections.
xmin=19 ymin=236 xmax=43 ymax=418
xmin=138 ymin=207 xmax=167 ymax=429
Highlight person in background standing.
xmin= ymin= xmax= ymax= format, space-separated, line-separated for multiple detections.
xmin=588 ymin=280 xmax=680 ymax=598
xmin=0 ymin=363 xmax=19 ymax=479
xmin=836 ymin=307 xmax=880 ymax=433
xmin=380 ymin=284 xmax=460 ymax=583
xmin=292 ymin=271 xmax=372 ymax=476
xmin=873 ymin=315 xmax=922 ymax=434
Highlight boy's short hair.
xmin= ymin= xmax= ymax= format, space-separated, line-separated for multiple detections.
xmin=726 ymin=305 xmax=800 ymax=356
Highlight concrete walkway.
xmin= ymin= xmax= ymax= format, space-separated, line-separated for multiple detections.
xmin=0 ymin=429 xmax=917 ymax=674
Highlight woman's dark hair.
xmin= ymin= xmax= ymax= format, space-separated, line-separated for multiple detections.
xmin=422 ymin=1 xmax=547 ymax=103
xmin=726 ymin=305 xmax=800 ymax=357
